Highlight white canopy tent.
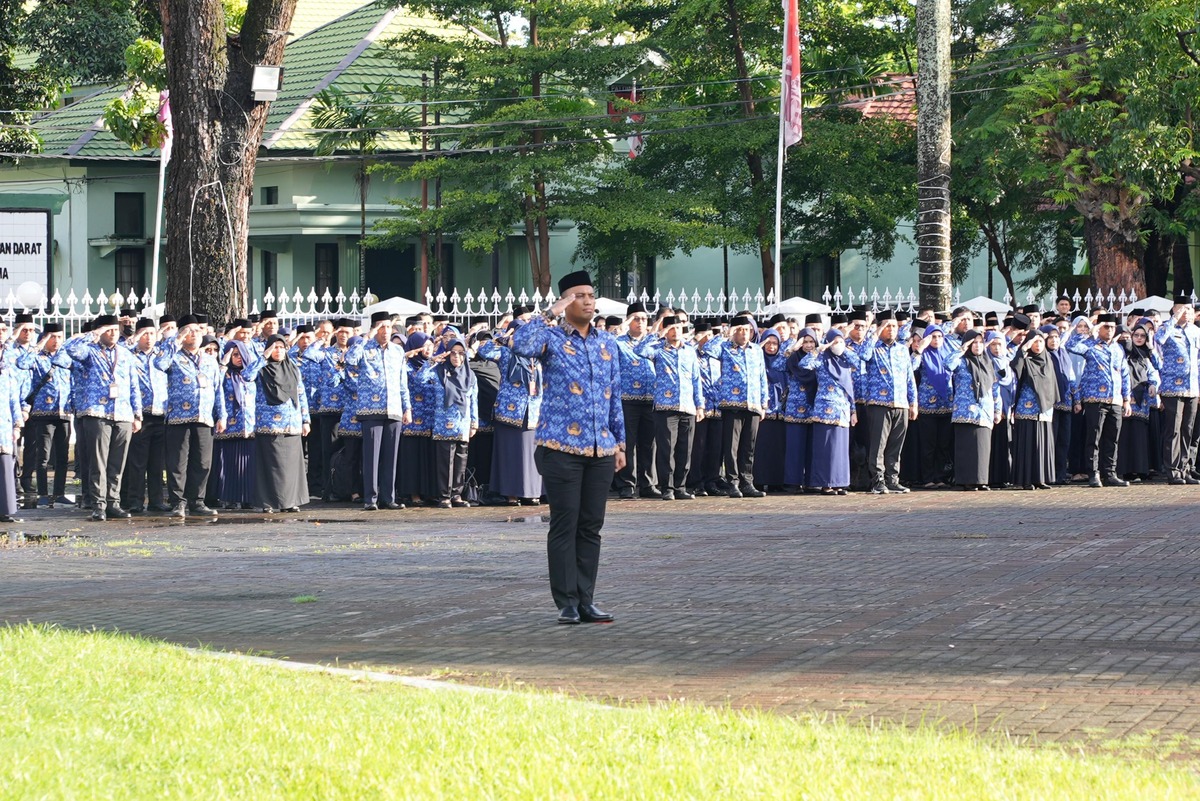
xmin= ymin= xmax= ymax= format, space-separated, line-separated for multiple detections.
xmin=592 ymin=296 xmax=630 ymax=317
xmin=761 ymin=296 xmax=832 ymax=317
xmin=361 ymin=295 xmax=432 ymax=326
xmin=959 ymin=295 xmax=1013 ymax=315
xmin=1119 ymin=295 xmax=1175 ymax=314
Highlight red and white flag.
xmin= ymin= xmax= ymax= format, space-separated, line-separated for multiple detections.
xmin=628 ymin=82 xmax=644 ymax=159
xmin=781 ymin=0 xmax=803 ymax=147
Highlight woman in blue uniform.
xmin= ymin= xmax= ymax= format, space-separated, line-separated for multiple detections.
xmin=804 ymin=329 xmax=860 ymax=495
xmin=1009 ymin=328 xmax=1059 ymax=490
xmin=951 ymin=330 xmax=1000 ymax=490
xmin=254 ymin=335 xmax=311 ymax=513
xmin=752 ymin=328 xmax=789 ymax=491
xmin=214 ymin=339 xmax=262 ymax=509
xmin=783 ymin=328 xmax=819 ymax=491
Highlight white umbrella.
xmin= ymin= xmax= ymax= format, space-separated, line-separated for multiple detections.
xmin=762 ymin=295 xmax=832 ymax=316
xmin=361 ymin=295 xmax=431 ymax=326
xmin=959 ymin=295 xmax=1012 ymax=314
xmin=1119 ymin=295 xmax=1174 ymax=314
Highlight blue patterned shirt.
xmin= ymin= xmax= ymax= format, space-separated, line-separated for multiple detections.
xmin=152 ymin=339 xmax=227 ymax=427
xmin=716 ymin=340 xmax=769 ymax=415
xmin=63 ymin=335 xmax=143 ymax=423
xmin=614 ymin=333 xmax=656 ymax=402
xmin=1154 ymin=318 xmax=1200 ymax=398
xmin=1064 ymin=332 xmax=1131 ymax=405
xmin=15 ymin=348 xmax=72 ymax=419
xmin=950 ymin=361 xmax=1001 ymax=427
xmin=345 ymin=338 xmax=411 ymax=420
xmin=634 ymin=335 xmax=703 ymax=416
xmin=860 ymin=338 xmax=918 ymax=408
xmin=512 ymin=317 xmax=625 ymax=457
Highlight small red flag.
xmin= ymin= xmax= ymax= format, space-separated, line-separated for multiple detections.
xmin=781 ymin=0 xmax=803 ymax=147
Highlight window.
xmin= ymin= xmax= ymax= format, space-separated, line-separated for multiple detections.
xmin=261 ymin=186 xmax=279 ymax=205
xmin=115 ymin=248 xmax=146 ymax=297
xmin=262 ymin=250 xmax=278 ymax=292
xmin=783 ymin=253 xmax=839 ymax=301
xmin=596 ymin=255 xmax=655 ymax=299
xmin=114 ymin=193 xmax=145 ymax=237
xmin=315 ymin=243 xmax=338 ymax=297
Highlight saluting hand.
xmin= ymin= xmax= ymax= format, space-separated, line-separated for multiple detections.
xmin=550 ymin=293 xmax=575 ymax=317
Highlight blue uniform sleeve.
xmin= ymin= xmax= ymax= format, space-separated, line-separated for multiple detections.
xmin=609 ymin=353 xmax=625 ymax=448
xmin=512 ymin=316 xmax=555 ymax=360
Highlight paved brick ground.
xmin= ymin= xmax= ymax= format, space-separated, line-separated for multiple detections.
xmin=5 ymin=484 xmax=1200 ymax=746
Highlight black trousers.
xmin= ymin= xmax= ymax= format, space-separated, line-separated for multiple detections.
xmin=687 ymin=417 xmax=724 ymax=489
xmin=1052 ymin=409 xmax=1072 ymax=483
xmin=917 ymin=413 xmax=953 ymax=484
xmin=361 ymin=417 xmax=401 ymax=505
xmin=721 ymin=408 xmax=759 ymax=489
xmin=78 ymin=417 xmax=133 ymax=509
xmin=865 ymin=405 xmax=908 ymax=488
xmin=654 ymin=410 xmax=695 ymax=493
xmin=535 ymin=446 xmax=614 ymax=610
xmin=1083 ymin=402 xmax=1123 ymax=477
xmin=121 ymin=413 xmax=166 ymax=509
xmin=164 ymin=423 xmax=214 ymax=507
xmin=74 ymin=416 xmax=90 ymax=507
xmin=435 ymin=439 xmax=469 ymax=500
xmin=1161 ymin=396 xmax=1197 ymax=479
xmin=616 ymin=399 xmax=656 ymax=491
xmin=23 ymin=417 xmax=68 ymax=497
xmin=313 ymin=413 xmax=340 ymax=498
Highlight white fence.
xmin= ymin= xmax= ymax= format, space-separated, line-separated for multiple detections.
xmin=0 ymin=283 xmax=1176 ymax=333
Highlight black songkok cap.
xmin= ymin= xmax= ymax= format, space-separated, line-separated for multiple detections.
xmin=1010 ymin=313 xmax=1032 ymax=331
xmin=260 ymin=309 xmax=278 ymax=320
xmin=1174 ymin=294 xmax=1191 ymax=306
xmin=661 ymin=315 xmax=680 ymax=327
xmin=159 ymin=314 xmax=176 ymax=325
xmin=935 ymin=312 xmax=950 ymax=323
xmin=232 ymin=318 xmax=251 ymax=329
xmin=830 ymin=313 xmax=847 ymax=325
xmin=984 ymin=311 xmax=999 ymax=325
xmin=911 ymin=318 xmax=929 ymax=332
xmin=42 ymin=322 xmax=63 ymax=334
xmin=334 ymin=317 xmax=357 ymax=330
xmin=370 ymin=311 xmax=394 ymax=326
xmin=432 ymin=314 xmax=449 ymax=323
xmin=693 ymin=321 xmax=712 ymax=333
xmin=848 ymin=310 xmax=867 ymax=323
xmin=895 ymin=311 xmax=910 ymax=322
xmin=729 ymin=315 xmax=754 ymax=328
xmin=93 ymin=314 xmax=119 ymax=329
xmin=1130 ymin=308 xmax=1145 ymax=316
xmin=13 ymin=313 xmax=33 ymax=325
xmin=194 ymin=314 xmax=209 ymax=325
xmin=557 ymin=269 xmax=593 ymax=294
xmin=177 ymin=314 xmax=200 ymax=329
xmin=119 ymin=308 xmax=135 ymax=317
xmin=766 ymin=313 xmax=787 ymax=326
xmin=135 ymin=317 xmax=156 ymax=332
xmin=295 ymin=324 xmax=315 ymax=334
xmin=804 ymin=313 xmax=823 ymax=324
xmin=604 ymin=315 xmax=623 ymax=329
xmin=1097 ymin=313 xmax=1119 ymax=324
xmin=1022 ymin=304 xmax=1040 ymax=315
xmin=626 ymin=301 xmax=647 ymax=317
xmin=200 ymin=334 xmax=220 ymax=349
xmin=876 ymin=309 xmax=897 ymax=323
xmin=973 ymin=317 xmax=985 ymax=329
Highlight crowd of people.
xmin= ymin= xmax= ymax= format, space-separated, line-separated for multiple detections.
xmin=0 ymin=290 xmax=1195 ymax=525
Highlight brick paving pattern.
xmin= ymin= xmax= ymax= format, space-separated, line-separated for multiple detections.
xmin=4 ymin=485 xmax=1200 ymax=745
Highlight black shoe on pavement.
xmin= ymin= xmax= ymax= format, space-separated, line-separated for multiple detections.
xmin=90 ymin=508 xmax=106 ymax=522
xmin=107 ymin=505 xmax=132 ymax=519
xmin=885 ymin=482 xmax=910 ymax=494
xmin=1102 ymin=476 xmax=1130 ymax=487
xmin=362 ymin=503 xmax=378 ymax=511
xmin=675 ymin=490 xmax=695 ymax=500
xmin=578 ymin=603 xmax=614 ymax=623
xmin=740 ymin=486 xmax=765 ymax=498
xmin=1088 ymin=473 xmax=1103 ymax=488
xmin=0 ymin=514 xmax=21 ymax=523
xmin=639 ymin=487 xmax=663 ymax=499
xmin=660 ymin=491 xmax=675 ymax=501
xmin=618 ymin=487 xmax=635 ymax=500
xmin=167 ymin=503 xmax=187 ymax=519
xmin=190 ymin=503 xmax=217 ymax=516
xmin=871 ymin=484 xmax=889 ymax=495
xmin=727 ymin=487 xmax=743 ymax=498
xmin=557 ymin=605 xmax=581 ymax=625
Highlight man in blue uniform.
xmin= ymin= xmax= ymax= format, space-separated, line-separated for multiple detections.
xmin=1065 ymin=312 xmax=1131 ymax=487
xmin=513 ymin=270 xmax=625 ymax=625
xmin=613 ymin=301 xmax=657 ymax=499
xmin=1155 ymin=296 xmax=1200 ymax=484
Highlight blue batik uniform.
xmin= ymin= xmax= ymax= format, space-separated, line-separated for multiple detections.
xmin=783 ymin=350 xmax=815 ymax=424
xmin=345 ymin=338 xmax=411 ymax=420
xmin=4 ymin=344 xmax=33 ymax=409
xmin=634 ymin=335 xmax=704 ymax=416
xmin=512 ymin=317 xmax=624 ymax=456
xmin=291 ymin=344 xmax=323 ymax=411
xmin=717 ymin=340 xmax=768 ymax=415
xmin=916 ymin=347 xmax=961 ymax=414
xmin=951 ymin=361 xmax=1001 ymax=427
xmin=696 ymin=338 xmax=724 ymax=420
xmin=415 ymin=362 xmax=478 ymax=442
xmin=302 ymin=343 xmax=351 ymax=416
xmin=762 ymin=347 xmax=788 ymax=420
xmin=255 ymin=377 xmax=311 ymax=436
xmin=152 ymin=339 xmax=227 ymax=427
xmin=614 ymin=333 xmax=656 ymax=402
xmin=0 ymin=367 xmax=22 ymax=456
xmin=63 ymin=335 xmax=143 ymax=422
xmin=1064 ymin=332 xmax=1131 ymax=405
xmin=860 ymin=339 xmax=917 ymax=409
xmin=800 ymin=350 xmax=860 ymax=427
xmin=216 ymin=359 xmax=265 ymax=440
xmin=1127 ymin=353 xmax=1161 ymax=420
xmin=1154 ymin=318 xmax=1200 ymax=398
xmin=847 ymin=336 xmax=873 ymax=407
xmin=490 ymin=344 xmax=543 ymax=429
xmin=16 ymin=348 xmax=72 ymax=419
xmin=128 ymin=346 xmax=169 ymax=417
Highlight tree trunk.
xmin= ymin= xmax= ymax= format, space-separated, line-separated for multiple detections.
xmin=1142 ymin=228 xmax=1172 ymax=297
xmin=1174 ymin=238 xmax=1194 ymax=295
xmin=724 ymin=0 xmax=774 ymax=293
xmin=1085 ymin=217 xmax=1145 ymax=297
xmin=161 ymin=0 xmax=297 ymax=322
xmin=915 ymin=0 xmax=951 ymax=311
xmin=981 ymin=222 xmax=1017 ymax=307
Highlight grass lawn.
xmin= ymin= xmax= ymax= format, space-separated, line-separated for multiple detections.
xmin=0 ymin=625 xmax=1195 ymax=800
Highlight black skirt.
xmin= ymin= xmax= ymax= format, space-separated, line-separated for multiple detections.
xmin=398 ymin=434 xmax=436 ymax=497
xmin=989 ymin=418 xmax=1012 ymax=487
xmin=255 ymin=433 xmax=309 ymax=510
xmin=753 ymin=418 xmax=787 ymax=485
xmin=1117 ymin=416 xmax=1153 ymax=476
xmin=214 ymin=438 xmax=255 ymax=505
xmin=491 ymin=422 xmax=542 ymax=498
xmin=953 ymin=423 xmax=991 ymax=486
xmin=1011 ymin=418 xmax=1055 ymax=487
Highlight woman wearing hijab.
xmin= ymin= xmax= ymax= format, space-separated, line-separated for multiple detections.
xmin=486 ymin=320 xmax=544 ymax=505
xmin=783 ymin=328 xmax=820 ymax=491
xmin=914 ymin=324 xmax=959 ymax=488
xmin=1066 ymin=314 xmax=1093 ymax=479
xmin=417 ymin=338 xmax=479 ymax=508
xmin=398 ymin=332 xmax=437 ymax=506
xmin=467 ymin=332 xmax=502 ymax=499
xmin=986 ymin=331 xmax=1015 ymax=488
xmin=803 ymin=330 xmax=860 ymax=495
xmin=752 ymin=328 xmax=789 ymax=491
xmin=1009 ymin=328 xmax=1060 ymax=489
xmin=951 ymin=331 xmax=1000 ymax=490
xmin=1042 ymin=324 xmax=1078 ymax=484
xmin=254 ymin=335 xmax=311 ymax=513
xmin=1117 ymin=323 xmax=1161 ymax=481
xmin=214 ymin=339 xmax=263 ymax=510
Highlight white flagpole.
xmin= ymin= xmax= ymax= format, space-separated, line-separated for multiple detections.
xmin=150 ymin=150 xmax=167 ymax=306
xmin=772 ymin=0 xmax=790 ymax=304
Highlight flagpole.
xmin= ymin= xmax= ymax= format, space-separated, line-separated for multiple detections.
xmin=772 ymin=0 xmax=790 ymax=304
xmin=151 ymin=91 xmax=170 ymax=308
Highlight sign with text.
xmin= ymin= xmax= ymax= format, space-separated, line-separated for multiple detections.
xmin=0 ymin=209 xmax=51 ymax=306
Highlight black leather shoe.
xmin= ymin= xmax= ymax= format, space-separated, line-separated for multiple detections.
xmin=660 ymin=491 xmax=675 ymax=501
xmin=1088 ymin=473 xmax=1103 ymax=488
xmin=885 ymin=482 xmax=911 ymax=494
xmin=90 ymin=508 xmax=106 ymax=522
xmin=107 ymin=505 xmax=132 ymax=519
xmin=618 ymin=488 xmax=635 ymax=500
xmin=436 ymin=499 xmax=452 ymax=509
xmin=148 ymin=504 xmax=172 ymax=513
xmin=688 ymin=486 xmax=706 ymax=497
xmin=190 ymin=504 xmax=217 ymax=516
xmin=1102 ymin=476 xmax=1129 ymax=487
xmin=639 ymin=487 xmax=663 ymax=499
xmin=740 ymin=486 xmax=765 ymax=498
xmin=579 ymin=603 xmax=614 ymax=623
xmin=676 ymin=490 xmax=695 ymax=500
xmin=126 ymin=505 xmax=145 ymax=514
xmin=384 ymin=501 xmax=404 ymax=510
xmin=53 ymin=495 xmax=73 ymax=506
xmin=1187 ymin=477 xmax=1200 ymax=485
xmin=704 ymin=482 xmax=723 ymax=496
xmin=727 ymin=487 xmax=743 ymax=498
xmin=362 ymin=503 xmax=378 ymax=511
xmin=1169 ymin=478 xmax=1187 ymax=485
xmin=0 ymin=514 xmax=21 ymax=523
xmin=557 ymin=605 xmax=581 ymax=625
xmin=167 ymin=503 xmax=187 ymax=519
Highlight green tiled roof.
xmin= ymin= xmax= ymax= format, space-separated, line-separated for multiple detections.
xmin=26 ymin=0 xmax=459 ymax=160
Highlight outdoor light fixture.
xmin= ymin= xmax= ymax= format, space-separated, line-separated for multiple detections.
xmin=251 ymin=65 xmax=284 ymax=102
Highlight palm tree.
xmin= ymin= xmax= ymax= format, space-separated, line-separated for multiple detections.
xmin=311 ymin=83 xmax=417 ymax=291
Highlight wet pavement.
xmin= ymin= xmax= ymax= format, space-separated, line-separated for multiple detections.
xmin=5 ymin=483 xmax=1200 ymax=746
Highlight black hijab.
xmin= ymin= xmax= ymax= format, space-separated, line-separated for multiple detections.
xmin=962 ymin=337 xmax=996 ymax=402
xmin=1010 ymin=335 xmax=1059 ymax=411
xmin=1123 ymin=325 xmax=1153 ymax=403
xmin=258 ymin=334 xmax=301 ymax=406
xmin=436 ymin=340 xmax=476 ymax=410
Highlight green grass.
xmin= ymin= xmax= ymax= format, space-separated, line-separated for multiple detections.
xmin=0 ymin=625 xmax=1194 ymax=800
xmin=290 ymin=594 xmax=319 ymax=604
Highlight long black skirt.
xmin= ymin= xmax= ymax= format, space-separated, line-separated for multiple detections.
xmin=1068 ymin=410 xmax=1088 ymax=475
xmin=989 ymin=418 xmax=1012 ymax=487
xmin=491 ymin=422 xmax=542 ymax=498
xmin=255 ymin=433 xmax=309 ymax=510
xmin=1117 ymin=415 xmax=1153 ymax=476
xmin=0 ymin=452 xmax=16 ymax=516
xmin=398 ymin=434 xmax=436 ymax=498
xmin=1012 ymin=418 xmax=1055 ymax=487
xmin=753 ymin=418 xmax=787 ymax=486
xmin=809 ymin=423 xmax=850 ymax=489
xmin=468 ymin=429 xmax=494 ymax=488
xmin=214 ymin=438 xmax=255 ymax=505
xmin=900 ymin=414 xmax=922 ymax=484
xmin=953 ymin=423 xmax=990 ymax=486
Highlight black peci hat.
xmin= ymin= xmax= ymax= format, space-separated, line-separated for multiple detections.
xmin=556 ymin=270 xmax=593 ymax=294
